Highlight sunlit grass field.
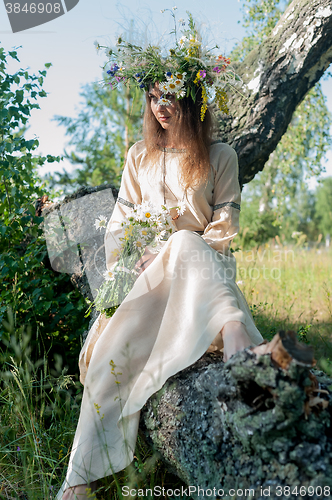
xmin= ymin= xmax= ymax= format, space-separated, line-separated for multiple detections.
xmin=0 ymin=245 xmax=331 ymax=499
xmin=235 ymin=244 xmax=332 ymax=365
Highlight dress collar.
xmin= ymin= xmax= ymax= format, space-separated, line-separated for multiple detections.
xmin=157 ymin=146 xmax=186 ymax=153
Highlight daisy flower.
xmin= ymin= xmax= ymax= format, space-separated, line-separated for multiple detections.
xmin=176 ymin=201 xmax=186 ymax=216
xmin=179 ymin=36 xmax=188 ymax=46
xmin=93 ymin=40 xmax=101 ymax=52
xmin=136 ymin=201 xmax=156 ymax=218
xmin=134 ymin=239 xmax=145 ymax=250
xmin=139 ymin=228 xmax=151 ymax=241
xmin=159 ymin=82 xmax=169 ymax=93
xmin=103 ymin=269 xmax=116 ymax=281
xmin=94 ymin=215 xmax=108 ymax=230
xmin=156 ymin=230 xmax=167 ymax=242
xmin=168 ymin=81 xmax=181 ymax=92
xmin=157 ymin=97 xmax=172 ymax=106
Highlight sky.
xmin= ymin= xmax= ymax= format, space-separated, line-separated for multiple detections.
xmin=0 ymin=0 xmax=331 ymax=184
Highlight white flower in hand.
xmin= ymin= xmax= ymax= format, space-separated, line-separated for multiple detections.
xmin=94 ymin=215 xmax=108 ymax=230
xmin=156 ymin=230 xmax=167 ymax=242
xmin=176 ymin=201 xmax=186 ymax=216
xmin=134 ymin=239 xmax=145 ymax=249
xmin=103 ymin=269 xmax=116 ymax=281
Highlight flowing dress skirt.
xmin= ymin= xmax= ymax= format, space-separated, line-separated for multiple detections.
xmin=56 ymin=230 xmax=263 ymax=497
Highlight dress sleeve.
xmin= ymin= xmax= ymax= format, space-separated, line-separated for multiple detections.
xmin=202 ymin=145 xmax=241 ymax=255
xmin=105 ymin=144 xmax=142 ymax=270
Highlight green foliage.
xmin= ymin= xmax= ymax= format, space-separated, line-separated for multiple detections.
xmin=239 ymin=199 xmax=279 ymax=248
xmin=0 ymin=47 xmax=89 ymax=370
xmin=315 ymin=177 xmax=332 ymax=237
xmin=47 ymin=83 xmax=144 ymax=193
xmin=0 ymin=316 xmax=82 ymax=498
xmin=0 ymin=314 xmax=184 ymax=498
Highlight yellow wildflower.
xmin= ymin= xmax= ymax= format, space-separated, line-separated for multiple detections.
xmin=215 ymin=88 xmax=229 ymax=115
xmin=200 ymin=85 xmax=208 ymax=121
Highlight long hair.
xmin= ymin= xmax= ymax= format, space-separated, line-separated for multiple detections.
xmin=143 ymin=87 xmax=216 ymax=190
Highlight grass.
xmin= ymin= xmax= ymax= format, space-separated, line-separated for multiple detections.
xmin=0 ymin=244 xmax=331 ymax=499
xmin=234 ymin=244 xmax=332 ymax=368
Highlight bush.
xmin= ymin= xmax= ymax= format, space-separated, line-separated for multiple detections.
xmin=0 ymin=46 xmax=89 ymax=373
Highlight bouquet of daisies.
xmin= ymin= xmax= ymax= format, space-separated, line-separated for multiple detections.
xmin=91 ymin=201 xmax=185 ymax=317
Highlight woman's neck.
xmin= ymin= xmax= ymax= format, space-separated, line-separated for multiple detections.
xmin=162 ymin=130 xmax=185 ymax=149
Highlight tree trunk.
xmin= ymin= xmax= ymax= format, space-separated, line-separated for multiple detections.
xmin=140 ymin=346 xmax=332 ymax=500
xmin=221 ymin=0 xmax=332 ymax=186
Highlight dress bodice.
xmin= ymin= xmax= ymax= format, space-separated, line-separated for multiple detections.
xmin=105 ymin=140 xmax=241 ymax=269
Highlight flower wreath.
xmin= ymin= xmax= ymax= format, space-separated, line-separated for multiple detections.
xmin=96 ymin=9 xmax=242 ymax=121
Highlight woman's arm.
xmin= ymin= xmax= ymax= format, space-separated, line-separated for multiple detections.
xmin=105 ymin=144 xmax=142 ymax=270
xmin=202 ymin=144 xmax=241 ymax=255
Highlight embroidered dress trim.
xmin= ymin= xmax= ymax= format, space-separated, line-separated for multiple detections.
xmin=117 ymin=197 xmax=135 ymax=208
xmin=213 ymin=201 xmax=240 ymax=211
xmin=157 ymin=146 xmax=187 ymax=154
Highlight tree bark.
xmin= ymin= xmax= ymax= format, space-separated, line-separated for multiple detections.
xmin=140 ymin=347 xmax=332 ymax=500
xmin=221 ymin=0 xmax=332 ymax=185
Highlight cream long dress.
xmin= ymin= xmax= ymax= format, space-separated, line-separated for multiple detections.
xmin=57 ymin=140 xmax=263 ymax=497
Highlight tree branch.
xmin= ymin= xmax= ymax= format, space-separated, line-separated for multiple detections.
xmin=221 ymin=0 xmax=332 ymax=185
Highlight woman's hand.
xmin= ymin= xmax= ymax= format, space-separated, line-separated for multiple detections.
xmin=134 ymin=247 xmax=157 ymax=276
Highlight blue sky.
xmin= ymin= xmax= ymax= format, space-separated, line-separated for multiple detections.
xmin=0 ymin=0 xmax=331 ymax=181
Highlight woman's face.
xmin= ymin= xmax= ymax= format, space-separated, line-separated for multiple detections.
xmin=148 ymin=83 xmax=179 ymax=130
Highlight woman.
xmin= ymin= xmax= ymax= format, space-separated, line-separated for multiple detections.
xmin=59 ymin=20 xmax=267 ymax=498
xmin=59 ymin=82 xmax=266 ymax=499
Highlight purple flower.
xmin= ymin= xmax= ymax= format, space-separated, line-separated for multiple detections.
xmin=139 ymin=83 xmax=145 ymax=88
xmin=17 ymin=446 xmax=20 ymax=451
xmin=213 ymin=66 xmax=221 ymax=73
xmin=166 ymin=71 xmax=172 ymax=77
xmin=199 ymin=70 xmax=206 ymax=78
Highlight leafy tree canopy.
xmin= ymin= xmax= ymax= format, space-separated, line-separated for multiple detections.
xmin=315 ymin=177 xmax=332 ymax=237
xmin=0 ymin=46 xmax=89 ymax=370
xmin=47 ymin=83 xmax=143 ymax=193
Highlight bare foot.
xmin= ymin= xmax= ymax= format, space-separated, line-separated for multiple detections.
xmin=62 ymin=481 xmax=97 ymax=500
xmin=220 ymin=321 xmax=253 ymax=361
